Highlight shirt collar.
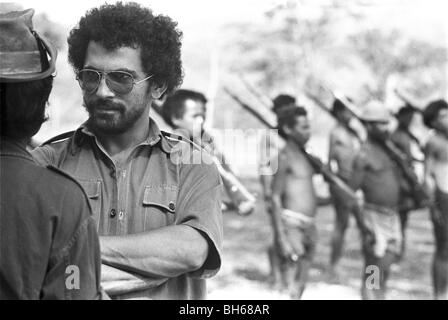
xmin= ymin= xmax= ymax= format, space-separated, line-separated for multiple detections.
xmin=74 ymin=117 xmax=172 ymax=154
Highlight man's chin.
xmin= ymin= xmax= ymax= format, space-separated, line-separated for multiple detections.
xmin=88 ymin=118 xmax=128 ymax=135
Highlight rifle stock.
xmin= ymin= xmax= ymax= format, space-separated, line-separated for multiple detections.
xmin=304 ymin=91 xmax=363 ymax=142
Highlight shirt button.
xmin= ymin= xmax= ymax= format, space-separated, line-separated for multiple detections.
xmin=168 ymin=202 xmax=175 ymax=211
xmin=110 ymin=209 xmax=117 ymax=218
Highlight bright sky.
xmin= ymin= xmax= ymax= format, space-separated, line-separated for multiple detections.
xmin=6 ymin=0 xmax=448 ymax=44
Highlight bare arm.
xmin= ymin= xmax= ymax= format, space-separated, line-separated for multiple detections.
xmin=328 ymin=130 xmax=339 ymax=165
xmin=267 ymin=154 xmax=297 ymax=259
xmin=348 ymin=153 xmax=371 ymax=234
xmin=350 ymin=152 xmax=367 ymax=191
xmin=423 ymin=141 xmax=436 ymax=191
xmin=100 ymin=224 xmax=209 ymax=279
xmin=101 ymin=264 xmax=169 ymax=296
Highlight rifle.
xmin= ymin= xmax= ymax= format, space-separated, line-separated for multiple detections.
xmin=304 ymin=90 xmax=364 ymax=142
xmin=152 ymin=101 xmax=256 ymax=216
xmin=237 ymin=73 xmax=272 ymax=110
xmin=223 ymin=87 xmax=360 ymax=203
xmin=324 ymin=87 xmax=430 ymax=209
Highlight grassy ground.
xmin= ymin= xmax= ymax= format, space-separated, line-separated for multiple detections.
xmin=207 ymin=178 xmax=435 ymax=300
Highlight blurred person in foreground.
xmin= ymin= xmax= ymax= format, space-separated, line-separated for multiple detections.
xmin=31 ymin=2 xmax=222 ymax=300
xmin=422 ymin=100 xmax=448 ymax=300
xmin=350 ymin=101 xmax=402 ymax=300
xmin=161 ymin=89 xmax=255 ymax=216
xmin=0 ymin=8 xmax=102 ymax=299
xmin=267 ymin=105 xmax=317 ymax=299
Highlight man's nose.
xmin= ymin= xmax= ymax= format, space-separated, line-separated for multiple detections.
xmin=95 ymin=76 xmax=114 ymax=97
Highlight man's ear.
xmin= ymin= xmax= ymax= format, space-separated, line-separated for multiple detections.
xmin=282 ymin=124 xmax=292 ymax=135
xmin=171 ymin=117 xmax=183 ymax=128
xmin=150 ymin=82 xmax=168 ymax=100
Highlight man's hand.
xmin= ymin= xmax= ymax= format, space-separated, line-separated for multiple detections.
xmin=275 ymin=234 xmax=299 ymax=262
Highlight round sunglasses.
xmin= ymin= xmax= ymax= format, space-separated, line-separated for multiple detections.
xmin=76 ymin=69 xmax=153 ymax=95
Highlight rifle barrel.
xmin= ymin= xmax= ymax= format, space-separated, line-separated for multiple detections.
xmin=225 ymin=87 xmax=359 ymax=202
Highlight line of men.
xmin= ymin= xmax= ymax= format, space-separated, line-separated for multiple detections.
xmin=258 ymin=93 xmax=448 ymax=300
xmin=157 ymin=84 xmax=448 ymax=300
xmin=1 ymin=3 xmax=223 ymax=300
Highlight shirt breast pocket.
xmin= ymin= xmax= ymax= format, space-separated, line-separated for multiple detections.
xmin=76 ymin=178 xmax=102 ymax=224
xmin=143 ymin=186 xmax=178 ymax=230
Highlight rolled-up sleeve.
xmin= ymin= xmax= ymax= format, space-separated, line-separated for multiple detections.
xmin=175 ymin=153 xmax=223 ymax=279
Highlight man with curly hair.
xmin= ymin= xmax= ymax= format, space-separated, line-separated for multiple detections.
xmin=32 ymin=2 xmax=223 ymax=300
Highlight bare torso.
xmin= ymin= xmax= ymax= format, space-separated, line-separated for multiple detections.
xmin=329 ymin=125 xmax=360 ymax=181
xmin=426 ymin=132 xmax=448 ymax=193
xmin=356 ymin=141 xmax=401 ymax=208
xmin=280 ymin=141 xmax=317 ymax=217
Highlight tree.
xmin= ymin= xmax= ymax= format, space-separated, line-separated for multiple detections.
xmin=350 ymin=29 xmax=447 ymax=100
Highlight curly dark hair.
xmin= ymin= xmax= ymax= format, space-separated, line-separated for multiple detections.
xmin=67 ymin=2 xmax=183 ymax=95
xmin=272 ymin=94 xmax=296 ymax=114
xmin=423 ymin=99 xmax=448 ymax=128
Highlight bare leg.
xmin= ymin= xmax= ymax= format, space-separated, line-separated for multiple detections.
xmin=290 ymin=258 xmax=311 ymax=300
xmin=396 ymin=209 xmax=409 ymax=262
xmin=433 ymin=252 xmax=448 ymax=300
xmin=431 ymin=204 xmax=448 ymax=300
xmin=361 ymin=251 xmax=395 ymax=300
xmin=329 ymin=199 xmax=350 ymax=278
xmin=267 ymin=245 xmax=283 ymax=290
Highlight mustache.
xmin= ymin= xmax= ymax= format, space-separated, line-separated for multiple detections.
xmin=85 ymin=98 xmax=125 ymax=112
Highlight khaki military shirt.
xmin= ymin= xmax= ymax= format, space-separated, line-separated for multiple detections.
xmin=31 ymin=118 xmax=223 ymax=299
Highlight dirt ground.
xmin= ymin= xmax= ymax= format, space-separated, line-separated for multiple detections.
xmin=207 ymin=178 xmax=435 ymax=300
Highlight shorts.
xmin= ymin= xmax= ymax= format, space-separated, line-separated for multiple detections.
xmin=281 ymin=209 xmax=317 ymax=260
xmin=362 ymin=203 xmax=402 ymax=258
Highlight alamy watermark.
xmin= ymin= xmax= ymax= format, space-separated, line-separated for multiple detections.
xmin=365 ymin=265 xmax=380 ymax=290
xmin=65 ymin=265 xmax=80 ymax=290
xmin=167 ymin=125 xmax=280 ymax=175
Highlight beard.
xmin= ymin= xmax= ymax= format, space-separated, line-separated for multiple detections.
xmin=84 ymin=97 xmax=147 ymax=135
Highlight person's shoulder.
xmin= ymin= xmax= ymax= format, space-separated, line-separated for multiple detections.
xmin=277 ymin=146 xmax=292 ymax=166
xmin=161 ymin=131 xmax=221 ymax=178
xmin=391 ymin=128 xmax=408 ymax=143
xmin=331 ymin=124 xmax=345 ymax=136
xmin=44 ymin=165 xmax=88 ymax=197
xmin=426 ymin=131 xmax=447 ymax=152
xmin=31 ymin=131 xmax=75 ymax=163
xmin=355 ymin=142 xmax=373 ymax=164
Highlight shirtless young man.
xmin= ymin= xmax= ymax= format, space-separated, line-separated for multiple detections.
xmin=327 ymin=99 xmax=362 ymax=277
xmin=351 ymin=101 xmax=402 ymax=300
xmin=422 ymin=100 xmax=448 ymax=300
xmin=267 ymin=105 xmax=317 ymax=299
